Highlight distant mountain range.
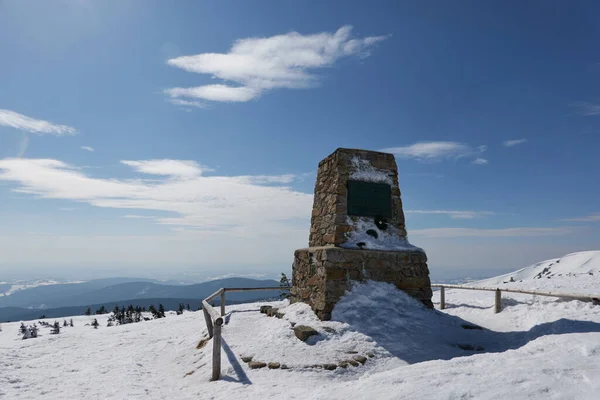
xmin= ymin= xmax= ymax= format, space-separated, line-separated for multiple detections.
xmin=0 ymin=277 xmax=281 ymax=322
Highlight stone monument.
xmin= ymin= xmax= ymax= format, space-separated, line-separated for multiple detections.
xmin=290 ymin=148 xmax=433 ymax=320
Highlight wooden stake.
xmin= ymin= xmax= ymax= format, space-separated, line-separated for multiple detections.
xmin=220 ymin=290 xmax=225 ymax=317
xmin=211 ymin=317 xmax=223 ymax=381
xmin=440 ymin=286 xmax=445 ymax=310
xmin=495 ymin=289 xmax=501 ymax=314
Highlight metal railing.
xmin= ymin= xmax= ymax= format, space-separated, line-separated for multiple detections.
xmin=202 ymin=286 xmax=289 ymax=381
xmin=431 ymin=283 xmax=600 ymax=313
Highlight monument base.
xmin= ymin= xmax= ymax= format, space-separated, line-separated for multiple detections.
xmin=290 ymin=246 xmax=433 ymax=320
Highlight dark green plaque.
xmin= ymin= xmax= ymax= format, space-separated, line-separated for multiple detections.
xmin=347 ymin=180 xmax=392 ymax=218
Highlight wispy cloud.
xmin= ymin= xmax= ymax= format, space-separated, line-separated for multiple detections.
xmin=0 ymin=109 xmax=76 ymax=136
xmin=123 ymin=215 xmax=157 ymax=219
xmin=165 ymin=25 xmax=387 ymax=104
xmin=562 ymin=213 xmax=600 ymax=222
xmin=0 ymin=158 xmax=313 ymax=234
xmin=411 ymin=226 xmax=577 ymax=238
xmin=572 ymin=102 xmax=600 ymax=116
xmin=382 ymin=141 xmax=486 ymax=163
xmin=167 ymin=99 xmax=207 ymax=109
xmin=472 ymin=158 xmax=488 ymax=165
xmin=81 ymin=146 xmax=94 ymax=152
xmin=503 ymin=138 xmax=527 ymax=147
xmin=406 ymin=210 xmax=495 ymax=219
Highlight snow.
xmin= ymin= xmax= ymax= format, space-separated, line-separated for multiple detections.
xmin=1 ymin=252 xmax=600 ymax=399
xmin=340 ymin=216 xmax=424 ymax=251
xmin=349 ymin=156 xmax=394 ymax=185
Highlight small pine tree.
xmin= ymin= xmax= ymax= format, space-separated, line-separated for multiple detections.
xmin=158 ymin=303 xmax=165 ymax=318
xmin=186 ymin=304 xmax=190 ymax=311
xmin=84 ymin=307 xmax=91 ymax=316
xmin=29 ymin=324 xmax=38 ymax=338
xmin=177 ymin=303 xmax=185 ymax=315
xmin=63 ymin=320 xmax=68 ymax=327
xmin=91 ymin=319 xmax=99 ymax=329
xmin=51 ymin=321 xmax=60 ymax=334
xmin=20 ymin=322 xmax=27 ymax=335
xmin=148 ymin=304 xmax=157 ymax=318
xmin=69 ymin=319 xmax=74 ymax=327
xmin=39 ymin=314 xmax=46 ymax=319
xmin=280 ymin=273 xmax=291 ymax=299
xmin=107 ymin=317 xmax=114 ymax=327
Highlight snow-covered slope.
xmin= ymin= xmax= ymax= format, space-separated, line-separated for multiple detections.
xmin=471 ymin=251 xmax=600 ymax=295
xmin=1 ymin=256 xmax=600 ymax=399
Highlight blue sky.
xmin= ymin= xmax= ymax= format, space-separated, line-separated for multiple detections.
xmin=1 ymin=1 xmax=599 ymax=280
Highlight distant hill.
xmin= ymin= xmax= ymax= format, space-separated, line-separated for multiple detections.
xmin=0 ymin=277 xmax=158 ymax=308
xmin=0 ymin=277 xmax=281 ymax=321
xmin=0 ymin=283 xmax=11 ymax=294
xmin=0 ymin=295 xmax=279 ymax=322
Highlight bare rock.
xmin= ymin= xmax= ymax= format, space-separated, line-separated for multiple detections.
xmin=268 ymin=362 xmax=281 ymax=369
xmin=241 ymin=356 xmax=253 ymax=363
xmin=248 ymin=361 xmax=267 ymax=369
xmin=353 ymin=355 xmax=367 ymax=364
xmin=322 ymin=363 xmax=337 ymax=370
xmin=267 ymin=308 xmax=279 ymax=317
xmin=275 ymin=312 xmax=285 ymax=319
xmin=260 ymin=306 xmax=272 ymax=314
xmin=322 ymin=327 xmax=336 ymax=334
xmin=293 ymin=325 xmax=319 ymax=342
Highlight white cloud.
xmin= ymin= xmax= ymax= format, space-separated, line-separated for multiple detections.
xmin=472 ymin=158 xmax=488 ymax=165
xmin=123 ymin=215 xmax=157 ymax=219
xmin=168 ymin=99 xmax=207 ymax=110
xmin=572 ymin=102 xmax=600 ymax=116
xmin=166 ymin=85 xmax=258 ymax=103
xmin=81 ymin=146 xmax=94 ymax=152
xmin=503 ymin=139 xmax=527 ymax=147
xmin=120 ymin=159 xmax=211 ymax=178
xmin=411 ymin=227 xmax=577 ymax=238
xmin=382 ymin=141 xmax=486 ymax=162
xmin=0 ymin=109 xmax=76 ymax=136
xmin=562 ymin=213 xmax=600 ymax=222
xmin=0 ymin=158 xmax=313 ymax=234
xmin=405 ymin=210 xmax=495 ymax=219
xmin=165 ymin=25 xmax=387 ymax=103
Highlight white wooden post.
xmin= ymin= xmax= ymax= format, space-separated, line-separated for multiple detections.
xmin=211 ymin=317 xmax=223 ymax=381
xmin=494 ymin=289 xmax=501 ymax=314
xmin=440 ymin=286 xmax=445 ymax=310
xmin=220 ymin=290 xmax=226 ymax=317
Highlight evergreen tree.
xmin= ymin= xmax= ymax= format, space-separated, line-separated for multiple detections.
xmin=20 ymin=322 xmax=27 ymax=335
xmin=29 ymin=324 xmax=38 ymax=338
xmin=69 ymin=319 xmax=74 ymax=327
xmin=84 ymin=307 xmax=91 ymax=316
xmin=158 ymin=303 xmax=165 ymax=318
xmin=186 ymin=303 xmax=190 ymax=311
xmin=50 ymin=321 xmax=60 ymax=334
xmin=280 ymin=272 xmax=291 ymax=299
xmin=148 ymin=304 xmax=157 ymax=318
xmin=177 ymin=303 xmax=185 ymax=315
xmin=96 ymin=306 xmax=106 ymax=315
xmin=63 ymin=320 xmax=68 ymax=327
xmin=39 ymin=314 xmax=46 ymax=319
xmin=91 ymin=319 xmax=99 ymax=329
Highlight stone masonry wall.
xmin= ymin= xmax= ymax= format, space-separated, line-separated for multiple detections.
xmin=309 ymin=148 xmax=407 ymax=248
xmin=291 ymin=246 xmax=433 ymax=320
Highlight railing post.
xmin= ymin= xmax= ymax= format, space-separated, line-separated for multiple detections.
xmin=220 ymin=289 xmax=226 ymax=317
xmin=211 ymin=317 xmax=223 ymax=381
xmin=440 ymin=286 xmax=445 ymax=310
xmin=203 ymin=307 xmax=214 ymax=338
xmin=494 ymin=289 xmax=501 ymax=314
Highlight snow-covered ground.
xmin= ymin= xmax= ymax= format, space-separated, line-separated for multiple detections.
xmin=1 ymin=251 xmax=600 ymax=399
